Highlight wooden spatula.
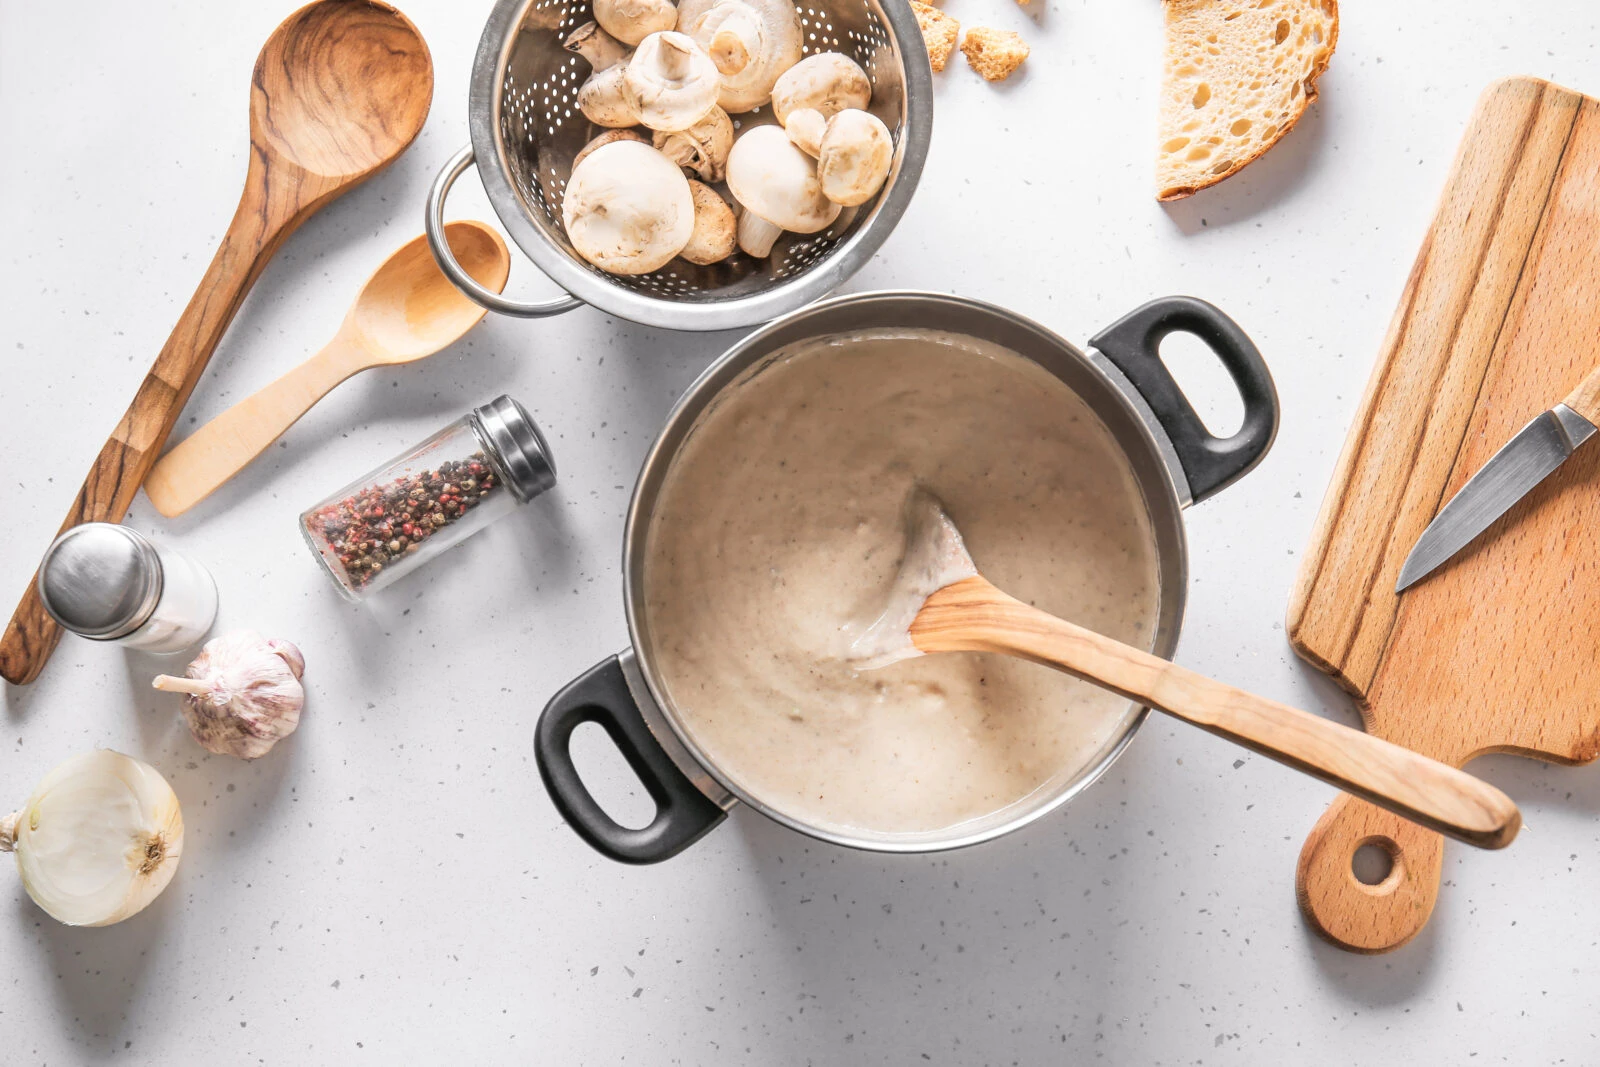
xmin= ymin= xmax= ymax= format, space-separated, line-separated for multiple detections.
xmin=0 ymin=0 xmax=433 ymax=685
xmin=854 ymin=494 xmax=1521 ymax=850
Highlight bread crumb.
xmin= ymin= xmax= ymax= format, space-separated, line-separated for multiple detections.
xmin=961 ymin=27 xmax=1029 ymax=82
xmin=911 ymin=1 xmax=960 ymax=72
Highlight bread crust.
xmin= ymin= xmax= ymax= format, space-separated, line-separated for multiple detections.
xmin=1157 ymin=0 xmax=1339 ymax=202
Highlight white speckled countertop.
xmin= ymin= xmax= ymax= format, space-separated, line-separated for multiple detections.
xmin=3 ymin=1 xmax=1597 ymax=1062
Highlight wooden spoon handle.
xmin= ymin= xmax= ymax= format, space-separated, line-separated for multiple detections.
xmin=0 ymin=158 xmax=309 ymax=685
xmin=912 ymin=576 xmax=1521 ymax=850
xmin=144 ymin=339 xmax=366 ymax=518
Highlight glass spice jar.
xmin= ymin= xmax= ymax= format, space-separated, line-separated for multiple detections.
xmin=299 ymin=395 xmax=556 ymax=600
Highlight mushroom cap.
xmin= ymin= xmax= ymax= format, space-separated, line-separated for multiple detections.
xmin=816 ymin=108 xmax=893 ymax=206
xmin=562 ymin=140 xmax=695 ymax=275
xmin=770 ymin=52 xmax=872 ymax=125
xmin=678 ymin=0 xmax=805 ymax=113
xmin=593 ymin=0 xmax=677 ymax=47
xmin=784 ymin=107 xmax=826 ymax=158
xmin=564 ymin=20 xmax=631 ymax=72
xmin=623 ymin=32 xmax=722 ymax=133
xmin=725 ymin=123 xmax=841 ymax=234
xmin=577 ymin=64 xmax=638 ymax=128
xmin=574 ymin=128 xmax=649 ymax=173
xmin=680 ymin=180 xmax=738 ymax=265
xmin=653 ymin=106 xmax=734 ymax=182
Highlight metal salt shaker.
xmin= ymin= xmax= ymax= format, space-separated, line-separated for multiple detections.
xmin=37 ymin=523 xmax=219 ymax=653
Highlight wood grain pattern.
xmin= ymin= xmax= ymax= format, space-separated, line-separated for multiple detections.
xmin=142 ymin=222 xmax=508 ymax=518
xmin=0 ymin=0 xmax=431 ymax=686
xmin=1562 ymin=364 xmax=1600 ymax=425
xmin=914 ymin=576 xmax=1520 ymax=850
xmin=1289 ymin=77 xmax=1600 ymax=952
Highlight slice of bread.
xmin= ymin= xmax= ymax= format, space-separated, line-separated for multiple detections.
xmin=1156 ymin=0 xmax=1338 ymax=201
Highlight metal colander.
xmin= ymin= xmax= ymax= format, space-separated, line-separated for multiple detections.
xmin=425 ymin=0 xmax=932 ymax=331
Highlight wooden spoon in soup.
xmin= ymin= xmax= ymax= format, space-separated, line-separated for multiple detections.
xmin=844 ymin=492 xmax=1521 ymax=851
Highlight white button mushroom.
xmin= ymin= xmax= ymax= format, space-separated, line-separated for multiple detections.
xmin=563 ymin=140 xmax=695 ymax=275
xmin=653 ymin=106 xmax=734 ymax=182
xmin=783 ymin=107 xmax=827 ymax=157
xmin=577 ymin=64 xmax=638 ymax=128
xmin=770 ymin=52 xmax=872 ymax=125
xmin=680 ymin=180 xmax=738 ymax=265
xmin=574 ymin=128 xmax=649 ymax=173
xmin=787 ymin=107 xmax=893 ymax=206
xmin=677 ymin=0 xmax=804 ymax=113
xmin=725 ymin=123 xmax=841 ymax=258
xmin=574 ymin=128 xmax=651 ymax=171
xmin=564 ymin=20 xmax=631 ymax=72
xmin=593 ymin=0 xmax=678 ymax=47
xmin=623 ymin=31 xmax=722 ymax=133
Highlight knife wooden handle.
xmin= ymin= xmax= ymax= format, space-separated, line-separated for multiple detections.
xmin=0 ymin=156 xmax=311 ymax=685
xmin=1563 ymin=364 xmax=1600 ymax=425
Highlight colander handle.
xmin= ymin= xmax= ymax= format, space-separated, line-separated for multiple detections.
xmin=425 ymin=145 xmax=585 ymax=319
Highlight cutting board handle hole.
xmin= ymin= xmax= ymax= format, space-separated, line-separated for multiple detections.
xmin=1351 ymin=837 xmax=1402 ymax=891
xmin=1158 ymin=330 xmax=1245 ymax=437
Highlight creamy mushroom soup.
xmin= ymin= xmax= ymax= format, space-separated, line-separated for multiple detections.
xmin=641 ymin=329 xmax=1161 ymax=836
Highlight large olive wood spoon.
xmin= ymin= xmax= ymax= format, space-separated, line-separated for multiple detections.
xmin=849 ymin=494 xmax=1521 ymax=850
xmin=143 ymin=222 xmax=509 ymax=518
xmin=0 ymin=0 xmax=432 ymax=685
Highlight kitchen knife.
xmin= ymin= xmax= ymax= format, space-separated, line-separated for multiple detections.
xmin=1396 ymin=366 xmax=1600 ymax=592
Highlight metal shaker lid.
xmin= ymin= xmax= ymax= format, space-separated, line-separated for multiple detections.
xmin=473 ymin=395 xmax=557 ymax=502
xmin=37 ymin=523 xmax=164 ymax=640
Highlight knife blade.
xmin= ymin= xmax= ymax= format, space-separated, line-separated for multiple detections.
xmin=1396 ymin=403 xmax=1598 ymax=592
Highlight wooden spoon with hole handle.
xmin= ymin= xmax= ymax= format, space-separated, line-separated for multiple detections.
xmin=910 ymin=575 xmax=1521 ymax=849
xmin=860 ymin=495 xmax=1521 ymax=850
xmin=0 ymin=0 xmax=432 ymax=685
xmin=142 ymin=223 xmax=509 ymax=518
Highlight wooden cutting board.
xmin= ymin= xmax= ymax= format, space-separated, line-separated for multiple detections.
xmin=1287 ymin=76 xmax=1600 ymax=954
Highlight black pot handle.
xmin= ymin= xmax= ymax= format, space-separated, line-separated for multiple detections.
xmin=536 ymin=656 xmax=727 ymax=864
xmin=1089 ymin=296 xmax=1279 ymax=503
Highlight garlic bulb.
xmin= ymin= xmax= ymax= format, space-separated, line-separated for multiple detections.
xmin=152 ymin=631 xmax=306 ymax=759
xmin=0 ymin=750 xmax=183 ymax=927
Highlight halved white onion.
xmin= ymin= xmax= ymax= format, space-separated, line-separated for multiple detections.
xmin=1 ymin=750 xmax=183 ymax=926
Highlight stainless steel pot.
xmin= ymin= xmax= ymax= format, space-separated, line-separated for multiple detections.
xmin=536 ymin=291 xmax=1278 ymax=863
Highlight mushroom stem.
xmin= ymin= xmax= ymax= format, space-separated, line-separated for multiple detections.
xmin=152 ymin=675 xmax=212 ymax=697
xmin=737 ymin=211 xmax=783 ymax=258
xmin=825 ymin=203 xmax=859 ymax=237
xmin=710 ymin=26 xmax=753 ymax=75
xmin=0 ymin=811 xmax=17 ymax=853
xmin=659 ymin=35 xmax=698 ymax=81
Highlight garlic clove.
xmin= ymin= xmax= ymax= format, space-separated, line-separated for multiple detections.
xmin=3 ymin=750 xmax=183 ymax=927
xmin=153 ymin=630 xmax=307 ymax=760
xmin=267 ymin=637 xmax=305 ymax=680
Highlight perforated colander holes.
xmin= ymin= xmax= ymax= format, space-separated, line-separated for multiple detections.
xmin=798 ymin=7 xmax=844 ymax=52
xmin=775 ymin=235 xmax=836 ymax=278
